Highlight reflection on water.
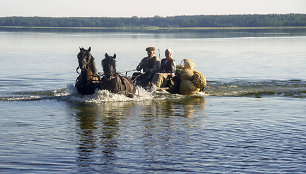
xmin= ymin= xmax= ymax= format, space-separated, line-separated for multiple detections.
xmin=74 ymin=102 xmax=134 ymax=172
xmin=73 ymin=97 xmax=205 ymax=172
xmin=2 ymin=30 xmax=305 ymax=173
xmin=153 ymin=97 xmax=205 ymax=118
xmin=1 ymin=27 xmax=306 ymax=38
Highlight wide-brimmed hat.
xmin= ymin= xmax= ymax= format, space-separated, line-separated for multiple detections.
xmin=146 ymin=47 xmax=155 ymax=52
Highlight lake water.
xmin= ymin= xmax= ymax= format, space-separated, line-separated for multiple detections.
xmin=0 ymin=29 xmax=305 ymax=173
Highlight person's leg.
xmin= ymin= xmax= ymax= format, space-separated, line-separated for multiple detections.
xmin=152 ymin=73 xmax=169 ymax=88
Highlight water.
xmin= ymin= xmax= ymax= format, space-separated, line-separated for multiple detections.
xmin=0 ymin=30 xmax=306 ymax=173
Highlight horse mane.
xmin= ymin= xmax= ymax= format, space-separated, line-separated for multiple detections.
xmin=88 ymin=53 xmax=98 ymax=75
xmin=102 ymin=53 xmax=117 ymax=79
xmin=75 ymin=47 xmax=100 ymax=95
xmin=77 ymin=47 xmax=97 ymax=74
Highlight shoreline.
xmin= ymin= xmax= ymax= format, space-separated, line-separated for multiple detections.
xmin=1 ymin=26 xmax=306 ymax=31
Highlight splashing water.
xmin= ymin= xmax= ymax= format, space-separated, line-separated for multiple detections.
xmin=1 ymin=80 xmax=305 ymax=102
xmin=65 ymin=84 xmax=155 ymax=103
xmin=205 ymin=80 xmax=306 ymax=98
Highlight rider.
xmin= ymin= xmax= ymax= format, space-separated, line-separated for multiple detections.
xmin=152 ymin=48 xmax=176 ymax=88
xmin=133 ymin=47 xmax=160 ymax=86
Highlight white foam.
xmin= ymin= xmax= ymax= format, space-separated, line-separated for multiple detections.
xmin=53 ymin=88 xmax=70 ymax=97
xmin=191 ymin=91 xmax=208 ymax=97
xmin=66 ymin=84 xmax=78 ymax=95
xmin=64 ymin=85 xmax=155 ymax=103
xmin=4 ymin=95 xmax=42 ymax=101
xmin=1 ymin=84 xmax=205 ymax=102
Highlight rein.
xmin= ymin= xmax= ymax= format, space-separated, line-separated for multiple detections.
xmin=118 ymin=69 xmax=137 ymax=76
xmin=76 ymin=66 xmax=81 ymax=74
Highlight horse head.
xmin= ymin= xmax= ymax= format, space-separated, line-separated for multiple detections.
xmin=102 ymin=53 xmax=117 ymax=80
xmin=77 ymin=47 xmax=94 ymax=72
xmin=76 ymin=47 xmax=98 ymax=84
xmin=99 ymin=53 xmax=136 ymax=96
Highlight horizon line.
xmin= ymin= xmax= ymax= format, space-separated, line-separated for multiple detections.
xmin=1 ymin=13 xmax=305 ymax=18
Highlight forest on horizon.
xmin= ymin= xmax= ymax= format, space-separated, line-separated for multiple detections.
xmin=0 ymin=14 xmax=306 ymax=28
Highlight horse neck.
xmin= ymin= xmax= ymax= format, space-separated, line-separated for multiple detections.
xmin=89 ymin=55 xmax=97 ymax=72
xmin=80 ymin=69 xmax=90 ymax=82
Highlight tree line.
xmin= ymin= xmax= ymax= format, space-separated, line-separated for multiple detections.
xmin=0 ymin=14 xmax=306 ymax=28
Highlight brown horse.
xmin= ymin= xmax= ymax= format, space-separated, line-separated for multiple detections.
xmin=99 ymin=53 xmax=136 ymax=97
xmin=75 ymin=47 xmax=100 ymax=95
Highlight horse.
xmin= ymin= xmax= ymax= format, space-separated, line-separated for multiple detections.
xmin=75 ymin=47 xmax=100 ymax=95
xmin=99 ymin=53 xmax=136 ymax=97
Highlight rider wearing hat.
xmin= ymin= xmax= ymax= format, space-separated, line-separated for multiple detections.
xmin=136 ymin=47 xmax=160 ymax=73
xmin=152 ymin=48 xmax=176 ymax=88
xmin=133 ymin=47 xmax=160 ymax=86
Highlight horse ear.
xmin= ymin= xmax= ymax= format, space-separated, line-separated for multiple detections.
xmin=105 ymin=53 xmax=108 ymax=57
xmin=113 ymin=54 xmax=116 ymax=59
xmin=88 ymin=47 xmax=91 ymax=52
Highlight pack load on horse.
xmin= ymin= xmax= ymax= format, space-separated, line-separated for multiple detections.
xmin=176 ymin=59 xmax=207 ymax=95
xmin=75 ymin=47 xmax=135 ymax=97
xmin=131 ymin=58 xmax=207 ymax=95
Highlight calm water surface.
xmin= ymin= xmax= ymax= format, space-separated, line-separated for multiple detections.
xmin=0 ymin=30 xmax=305 ymax=173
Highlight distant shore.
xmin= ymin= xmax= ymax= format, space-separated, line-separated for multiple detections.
xmin=1 ymin=14 xmax=306 ymax=30
xmin=1 ymin=26 xmax=306 ymax=31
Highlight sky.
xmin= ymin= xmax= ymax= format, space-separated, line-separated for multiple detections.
xmin=0 ymin=0 xmax=305 ymax=17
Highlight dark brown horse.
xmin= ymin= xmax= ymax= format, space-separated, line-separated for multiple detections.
xmin=75 ymin=47 xmax=100 ymax=95
xmin=99 ymin=53 xmax=136 ymax=97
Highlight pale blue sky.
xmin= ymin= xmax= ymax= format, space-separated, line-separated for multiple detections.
xmin=1 ymin=0 xmax=305 ymax=17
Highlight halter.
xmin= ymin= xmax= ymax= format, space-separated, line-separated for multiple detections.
xmin=76 ymin=49 xmax=100 ymax=84
xmin=77 ymin=50 xmax=91 ymax=73
xmin=102 ymin=53 xmax=117 ymax=80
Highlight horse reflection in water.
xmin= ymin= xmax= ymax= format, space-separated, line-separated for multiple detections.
xmin=73 ymin=97 xmax=205 ymax=172
xmin=74 ymin=102 xmax=134 ymax=172
xmin=75 ymin=47 xmax=135 ymax=97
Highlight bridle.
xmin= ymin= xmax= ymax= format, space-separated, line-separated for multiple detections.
xmin=102 ymin=54 xmax=117 ymax=80
xmin=76 ymin=50 xmax=91 ymax=74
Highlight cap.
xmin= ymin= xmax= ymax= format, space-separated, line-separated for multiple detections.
xmin=146 ymin=47 xmax=155 ymax=52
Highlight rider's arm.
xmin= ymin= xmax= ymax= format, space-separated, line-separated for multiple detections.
xmin=136 ymin=59 xmax=144 ymax=71
xmin=170 ymin=61 xmax=176 ymax=76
